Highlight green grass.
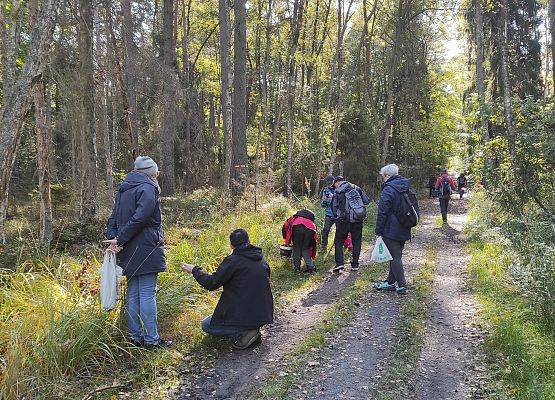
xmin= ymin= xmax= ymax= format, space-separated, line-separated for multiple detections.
xmin=251 ymin=263 xmax=385 ymax=400
xmin=467 ymin=240 xmax=555 ymax=400
xmin=0 ymin=192 xmax=379 ymax=400
xmin=377 ymin=246 xmax=438 ymax=400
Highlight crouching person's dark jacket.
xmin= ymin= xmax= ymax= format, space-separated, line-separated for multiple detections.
xmin=192 ymin=245 xmax=274 ymax=327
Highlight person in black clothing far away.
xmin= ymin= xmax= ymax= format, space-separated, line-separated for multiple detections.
xmin=427 ymin=175 xmax=436 ymax=198
xmin=435 ymin=169 xmax=458 ymax=224
xmin=181 ymin=229 xmax=274 ymax=350
xmin=373 ymin=163 xmax=414 ymax=295
xmin=331 ymin=176 xmax=371 ymax=272
xmin=457 ymin=173 xmax=467 ymax=199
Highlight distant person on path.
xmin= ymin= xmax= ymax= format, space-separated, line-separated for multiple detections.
xmin=435 ymin=169 xmax=457 ymax=223
xmin=282 ymin=209 xmax=318 ymax=273
xmin=331 ymin=176 xmax=370 ymax=272
xmin=427 ymin=175 xmax=436 ymax=198
xmin=320 ymin=175 xmax=336 ymax=251
xmin=106 ymin=156 xmax=172 ymax=349
xmin=457 ymin=173 xmax=467 ymax=199
xmin=181 ymin=229 xmax=274 ymax=350
xmin=373 ymin=164 xmax=413 ymax=295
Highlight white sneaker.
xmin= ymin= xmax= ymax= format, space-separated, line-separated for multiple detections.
xmin=332 ymin=265 xmax=345 ymax=273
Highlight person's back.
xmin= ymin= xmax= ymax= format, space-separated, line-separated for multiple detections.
xmin=434 ymin=170 xmax=457 ymax=223
xmin=376 ymin=175 xmax=412 ymax=242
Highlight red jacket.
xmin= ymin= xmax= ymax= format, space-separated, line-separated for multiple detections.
xmin=435 ymin=174 xmax=457 ymax=190
xmin=282 ymin=216 xmax=318 ymax=259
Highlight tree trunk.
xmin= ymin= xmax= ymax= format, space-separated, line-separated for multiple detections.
xmin=475 ymin=0 xmax=488 ymax=141
xmin=33 ymin=80 xmax=54 ymax=244
xmin=78 ymin=0 xmax=98 ymax=222
xmin=499 ymin=0 xmax=516 ymax=157
xmin=549 ymin=0 xmax=555 ymax=89
xmin=218 ymin=0 xmax=233 ymax=191
xmin=160 ymin=0 xmax=177 ymax=195
xmin=0 ymin=0 xmax=59 ymax=242
xmin=122 ymin=0 xmax=139 ymax=164
xmin=232 ymin=0 xmax=248 ymax=194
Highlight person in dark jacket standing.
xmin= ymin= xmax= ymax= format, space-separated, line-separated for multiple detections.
xmin=373 ymin=164 xmax=412 ymax=295
xmin=181 ymin=229 xmax=274 ymax=350
xmin=106 ymin=156 xmax=171 ymax=348
xmin=331 ymin=176 xmax=370 ymax=272
xmin=457 ymin=173 xmax=467 ymax=199
xmin=427 ymin=175 xmax=436 ymax=198
xmin=320 ymin=175 xmax=335 ymax=251
xmin=435 ymin=169 xmax=458 ymax=223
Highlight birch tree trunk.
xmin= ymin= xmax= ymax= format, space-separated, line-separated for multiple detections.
xmin=218 ymin=0 xmax=233 ymax=191
xmin=0 ymin=0 xmax=59 ymax=242
xmin=475 ymin=0 xmax=488 ymax=141
xmin=549 ymin=0 xmax=555 ymax=89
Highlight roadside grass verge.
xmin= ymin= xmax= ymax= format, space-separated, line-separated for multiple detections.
xmin=251 ymin=263 xmax=384 ymax=400
xmin=376 ymin=246 xmax=438 ymax=400
xmin=467 ymin=240 xmax=555 ymax=400
xmin=0 ymin=193 xmax=377 ymax=400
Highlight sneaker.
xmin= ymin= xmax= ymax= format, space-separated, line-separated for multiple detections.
xmin=332 ymin=265 xmax=345 ymax=273
xmin=233 ymin=329 xmax=261 ymax=350
xmin=305 ymin=267 xmax=316 ymax=274
xmin=374 ymin=281 xmax=396 ymax=291
xmin=396 ymin=286 xmax=408 ymax=295
xmin=144 ymin=338 xmax=173 ymax=350
xmin=129 ymin=338 xmax=143 ymax=348
xmin=350 ymin=265 xmax=360 ymax=271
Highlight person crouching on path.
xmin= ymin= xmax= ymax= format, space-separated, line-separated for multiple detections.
xmin=320 ymin=175 xmax=336 ymax=251
xmin=282 ymin=209 xmax=318 ymax=273
xmin=331 ymin=176 xmax=370 ymax=272
xmin=435 ymin=169 xmax=458 ymax=224
xmin=181 ymin=229 xmax=274 ymax=350
xmin=105 ymin=156 xmax=172 ymax=349
xmin=373 ymin=163 xmax=412 ymax=295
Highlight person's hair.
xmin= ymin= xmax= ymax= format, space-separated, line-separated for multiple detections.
xmin=440 ymin=168 xmax=447 ymax=174
xmin=229 ymin=229 xmax=249 ymax=248
xmin=379 ymin=164 xmax=399 ymax=177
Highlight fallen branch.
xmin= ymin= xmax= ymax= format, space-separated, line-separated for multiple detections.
xmin=81 ymin=381 xmax=131 ymax=400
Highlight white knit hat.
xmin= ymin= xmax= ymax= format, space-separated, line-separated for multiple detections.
xmin=134 ymin=156 xmax=159 ymax=177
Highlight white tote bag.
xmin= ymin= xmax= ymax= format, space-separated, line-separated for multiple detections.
xmin=371 ymin=236 xmax=393 ymax=263
xmin=100 ymin=250 xmax=123 ymax=311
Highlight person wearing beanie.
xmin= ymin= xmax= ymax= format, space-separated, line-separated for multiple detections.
xmin=181 ymin=229 xmax=274 ymax=350
xmin=320 ymin=175 xmax=336 ymax=251
xmin=434 ymin=168 xmax=457 ymax=223
xmin=105 ymin=156 xmax=171 ymax=349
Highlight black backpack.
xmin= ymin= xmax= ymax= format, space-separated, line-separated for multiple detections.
xmin=389 ymin=185 xmax=419 ymax=228
xmin=440 ymin=178 xmax=453 ymax=198
xmin=344 ymin=185 xmax=367 ymax=223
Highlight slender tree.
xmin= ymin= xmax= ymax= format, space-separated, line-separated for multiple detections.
xmin=219 ymin=0 xmax=233 ymax=190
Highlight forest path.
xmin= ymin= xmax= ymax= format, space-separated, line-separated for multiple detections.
xmin=171 ymin=198 xmax=487 ymax=400
xmin=412 ymin=198 xmax=488 ymax=400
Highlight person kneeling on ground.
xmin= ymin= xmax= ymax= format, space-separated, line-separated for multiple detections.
xmin=181 ymin=229 xmax=274 ymax=350
xmin=282 ymin=209 xmax=318 ymax=273
xmin=373 ymin=163 xmax=413 ymax=295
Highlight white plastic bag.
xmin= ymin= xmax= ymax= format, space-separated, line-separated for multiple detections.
xmin=371 ymin=236 xmax=393 ymax=263
xmin=100 ymin=250 xmax=123 ymax=311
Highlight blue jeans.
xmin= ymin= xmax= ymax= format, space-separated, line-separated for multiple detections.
xmin=201 ymin=315 xmax=249 ymax=339
xmin=126 ymin=273 xmax=159 ymax=345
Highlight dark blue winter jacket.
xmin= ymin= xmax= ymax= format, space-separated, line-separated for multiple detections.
xmin=375 ymin=175 xmax=412 ymax=242
xmin=106 ymin=172 xmax=166 ymax=277
xmin=320 ymin=187 xmax=335 ymax=217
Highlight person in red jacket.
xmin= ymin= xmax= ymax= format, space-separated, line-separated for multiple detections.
xmin=435 ymin=169 xmax=458 ymax=223
xmin=282 ymin=210 xmax=317 ymax=273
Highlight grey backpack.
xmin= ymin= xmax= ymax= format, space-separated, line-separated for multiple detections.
xmin=344 ymin=185 xmax=367 ymax=223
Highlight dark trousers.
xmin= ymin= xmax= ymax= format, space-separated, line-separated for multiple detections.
xmin=334 ymin=221 xmax=363 ymax=267
xmin=382 ymin=237 xmax=406 ymax=287
xmin=292 ymin=225 xmax=314 ymax=271
xmin=201 ymin=315 xmax=251 ymax=339
xmin=429 ymin=187 xmax=433 ymax=198
xmin=439 ymin=197 xmax=450 ymax=222
xmin=321 ymin=215 xmax=335 ymax=250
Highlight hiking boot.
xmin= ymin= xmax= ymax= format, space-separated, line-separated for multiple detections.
xmin=305 ymin=267 xmax=316 ymax=274
xmin=332 ymin=265 xmax=345 ymax=273
xmin=233 ymin=329 xmax=261 ymax=350
xmin=374 ymin=281 xmax=396 ymax=291
xmin=350 ymin=265 xmax=360 ymax=271
xmin=144 ymin=338 xmax=173 ymax=350
xmin=128 ymin=338 xmax=143 ymax=348
xmin=396 ymin=286 xmax=408 ymax=295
